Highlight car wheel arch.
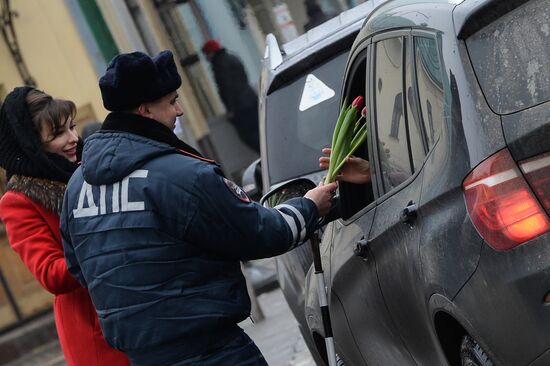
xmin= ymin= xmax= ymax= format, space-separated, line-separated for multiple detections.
xmin=430 ymin=294 xmax=498 ymax=366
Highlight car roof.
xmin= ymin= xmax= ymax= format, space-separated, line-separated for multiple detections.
xmin=454 ymin=0 xmax=532 ymax=39
xmin=359 ymin=0 xmax=463 ymax=41
xmin=356 ymin=0 xmax=530 ymax=41
xmin=263 ymin=1 xmax=388 ymax=94
xmin=280 ymin=0 xmax=386 ymax=60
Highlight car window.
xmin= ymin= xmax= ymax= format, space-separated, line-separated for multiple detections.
xmin=338 ymin=52 xmax=375 ymax=219
xmin=415 ymin=36 xmax=443 ymax=151
xmin=265 ymin=51 xmax=350 ymax=185
xmin=374 ymin=37 xmax=413 ymax=192
xmin=406 ymin=38 xmax=427 ymax=170
xmin=466 ymin=0 xmax=550 ymax=114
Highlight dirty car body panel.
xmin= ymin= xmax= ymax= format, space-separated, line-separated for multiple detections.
xmin=305 ymin=0 xmax=550 ymax=365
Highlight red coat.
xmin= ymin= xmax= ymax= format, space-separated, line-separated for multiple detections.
xmin=0 ymin=191 xmax=130 ymax=366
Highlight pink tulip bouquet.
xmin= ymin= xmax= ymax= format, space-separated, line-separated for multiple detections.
xmin=324 ymin=96 xmax=368 ymax=184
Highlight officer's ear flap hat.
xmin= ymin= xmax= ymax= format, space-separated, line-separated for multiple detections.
xmin=99 ymin=50 xmax=182 ymax=111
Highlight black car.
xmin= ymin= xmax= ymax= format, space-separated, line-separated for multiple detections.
xmin=265 ymin=0 xmax=549 ymax=365
xmin=244 ymin=3 xmax=384 ymax=364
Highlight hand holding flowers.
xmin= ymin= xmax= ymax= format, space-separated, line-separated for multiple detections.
xmin=319 ymin=148 xmax=371 ymax=184
xmin=323 ymin=96 xmax=369 ymax=184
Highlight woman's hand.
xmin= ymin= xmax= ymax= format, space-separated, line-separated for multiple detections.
xmin=319 ymin=148 xmax=371 ymax=184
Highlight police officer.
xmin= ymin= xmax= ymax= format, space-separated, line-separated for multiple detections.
xmin=60 ymin=50 xmax=336 ymax=366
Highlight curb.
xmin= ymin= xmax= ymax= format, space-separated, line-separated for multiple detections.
xmin=0 ymin=313 xmax=57 ymax=365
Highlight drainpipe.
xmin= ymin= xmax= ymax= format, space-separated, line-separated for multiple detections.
xmin=0 ymin=0 xmax=37 ymax=87
xmin=246 ymin=0 xmax=281 ymax=40
xmin=127 ymin=0 xmax=220 ymax=161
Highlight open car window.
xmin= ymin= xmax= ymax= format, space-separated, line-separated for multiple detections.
xmin=338 ymin=50 xmax=375 ymax=219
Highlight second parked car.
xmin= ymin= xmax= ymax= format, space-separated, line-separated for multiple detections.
xmin=253 ymin=3 xmax=387 ymax=364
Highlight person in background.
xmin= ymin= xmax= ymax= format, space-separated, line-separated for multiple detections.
xmin=202 ymin=39 xmax=260 ymax=153
xmin=0 ymin=87 xmax=129 ymax=366
xmin=81 ymin=121 xmax=103 ymax=141
xmin=60 ymin=50 xmax=336 ymax=366
xmin=304 ymin=0 xmax=334 ymax=31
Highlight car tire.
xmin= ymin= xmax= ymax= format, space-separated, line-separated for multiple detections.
xmin=460 ymin=335 xmax=494 ymax=366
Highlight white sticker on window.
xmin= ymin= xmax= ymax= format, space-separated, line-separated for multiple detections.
xmin=298 ymin=74 xmax=335 ymax=112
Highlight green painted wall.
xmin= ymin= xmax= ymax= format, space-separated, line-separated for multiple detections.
xmin=77 ymin=0 xmax=119 ymax=62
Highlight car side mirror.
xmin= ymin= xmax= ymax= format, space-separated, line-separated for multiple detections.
xmin=260 ymin=178 xmax=316 ymax=208
xmin=241 ymin=158 xmax=262 ymax=202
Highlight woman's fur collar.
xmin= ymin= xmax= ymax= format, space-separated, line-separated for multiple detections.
xmin=7 ymin=175 xmax=66 ymax=215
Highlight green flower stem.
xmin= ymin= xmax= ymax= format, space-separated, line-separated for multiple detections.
xmin=331 ymin=99 xmax=349 ymax=150
xmin=330 ymin=125 xmax=367 ymax=179
xmin=326 ymin=108 xmax=358 ymax=182
xmin=328 ymin=106 xmax=352 ymax=180
xmin=325 ymin=97 xmax=368 ymax=184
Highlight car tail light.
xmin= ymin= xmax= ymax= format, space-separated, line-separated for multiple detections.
xmin=463 ymin=149 xmax=550 ymax=250
xmin=518 ymin=151 xmax=550 ymax=216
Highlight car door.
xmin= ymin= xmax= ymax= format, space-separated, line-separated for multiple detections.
xmin=362 ymin=33 xmax=441 ymax=365
xmin=327 ymin=43 xmax=415 ymax=366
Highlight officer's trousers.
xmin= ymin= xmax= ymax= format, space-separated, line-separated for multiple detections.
xmin=172 ymin=330 xmax=268 ymax=365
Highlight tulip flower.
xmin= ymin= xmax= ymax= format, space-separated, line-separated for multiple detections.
xmin=324 ymin=96 xmax=368 ymax=184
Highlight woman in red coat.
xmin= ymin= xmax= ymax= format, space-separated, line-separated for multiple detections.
xmin=0 ymin=87 xmax=129 ymax=366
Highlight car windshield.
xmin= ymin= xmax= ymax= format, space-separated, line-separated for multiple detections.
xmin=466 ymin=0 xmax=550 ymax=114
xmin=265 ymin=51 xmax=349 ymax=185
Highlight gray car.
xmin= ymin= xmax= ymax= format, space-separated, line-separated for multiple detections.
xmin=242 ymin=3 xmax=385 ymax=364
xmin=292 ymin=0 xmax=550 ymax=365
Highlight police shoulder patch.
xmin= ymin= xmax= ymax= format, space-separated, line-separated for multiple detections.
xmin=223 ymin=178 xmax=251 ymax=203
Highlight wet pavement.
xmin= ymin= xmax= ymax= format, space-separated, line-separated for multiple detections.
xmin=5 ymin=288 xmax=315 ymax=366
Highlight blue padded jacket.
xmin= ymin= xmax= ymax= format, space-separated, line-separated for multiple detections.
xmin=61 ymin=127 xmax=318 ymax=365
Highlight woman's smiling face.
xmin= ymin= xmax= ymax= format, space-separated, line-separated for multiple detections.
xmin=40 ymin=116 xmax=79 ymax=162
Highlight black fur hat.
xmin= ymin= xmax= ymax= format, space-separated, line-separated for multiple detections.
xmin=0 ymin=87 xmax=80 ymax=183
xmin=99 ymin=50 xmax=182 ymax=111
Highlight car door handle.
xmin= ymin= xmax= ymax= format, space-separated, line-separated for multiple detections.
xmin=400 ymin=201 xmax=418 ymax=223
xmin=354 ymin=237 xmax=370 ymax=258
